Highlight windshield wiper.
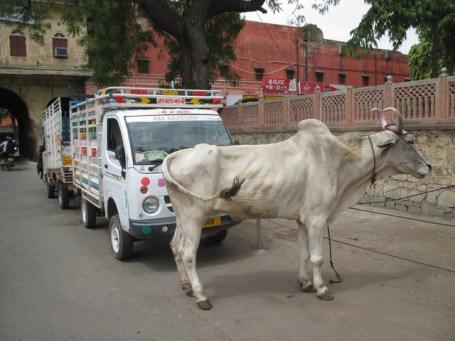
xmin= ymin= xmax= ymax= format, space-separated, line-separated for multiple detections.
xmin=147 ymin=162 xmax=162 ymax=171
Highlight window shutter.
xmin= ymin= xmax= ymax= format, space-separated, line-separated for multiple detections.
xmin=52 ymin=38 xmax=68 ymax=49
xmin=10 ymin=35 xmax=26 ymax=57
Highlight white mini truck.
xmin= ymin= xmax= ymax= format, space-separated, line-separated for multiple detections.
xmin=70 ymin=87 xmax=238 ymax=260
xmin=42 ymin=97 xmax=74 ymax=208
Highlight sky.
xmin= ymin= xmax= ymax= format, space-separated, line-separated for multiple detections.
xmin=243 ymin=0 xmax=419 ymax=54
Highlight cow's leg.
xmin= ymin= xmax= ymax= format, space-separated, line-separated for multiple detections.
xmin=297 ymin=221 xmax=316 ymax=293
xmin=307 ymin=219 xmax=334 ymax=301
xmin=170 ymin=221 xmax=193 ymax=296
xmin=180 ymin=219 xmax=212 ymax=310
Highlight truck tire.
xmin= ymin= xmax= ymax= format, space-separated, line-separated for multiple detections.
xmin=58 ymin=183 xmax=70 ymax=209
xmin=81 ymin=197 xmax=97 ymax=228
xmin=47 ymin=183 xmax=56 ymax=199
xmin=206 ymin=229 xmax=228 ymax=244
xmin=109 ymin=214 xmax=134 ymax=261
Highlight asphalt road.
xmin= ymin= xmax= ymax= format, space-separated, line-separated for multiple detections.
xmin=1 ymin=161 xmax=454 ymax=341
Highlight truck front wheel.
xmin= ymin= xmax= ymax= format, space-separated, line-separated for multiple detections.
xmin=81 ymin=197 xmax=97 ymax=228
xmin=58 ymin=183 xmax=70 ymax=209
xmin=109 ymin=215 xmax=134 ymax=261
xmin=206 ymin=229 xmax=228 ymax=244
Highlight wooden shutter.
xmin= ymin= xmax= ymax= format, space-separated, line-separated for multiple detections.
xmin=52 ymin=38 xmax=68 ymax=49
xmin=10 ymin=35 xmax=26 ymax=57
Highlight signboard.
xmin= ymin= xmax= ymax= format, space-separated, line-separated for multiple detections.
xmin=299 ymin=82 xmax=339 ymax=94
xmin=300 ymin=82 xmax=323 ymax=94
xmin=263 ymin=78 xmax=339 ymax=95
xmin=242 ymin=95 xmax=259 ymax=103
xmin=157 ymin=97 xmax=186 ymax=105
xmin=263 ymin=78 xmax=290 ymax=93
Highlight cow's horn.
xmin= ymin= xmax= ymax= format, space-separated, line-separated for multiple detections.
xmin=371 ymin=107 xmax=387 ymax=129
xmin=383 ymin=107 xmax=403 ymax=131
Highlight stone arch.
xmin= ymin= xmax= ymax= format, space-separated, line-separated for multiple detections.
xmin=0 ymin=88 xmax=35 ymax=159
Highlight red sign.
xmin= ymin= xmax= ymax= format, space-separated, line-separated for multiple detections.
xmin=263 ymin=78 xmax=290 ymax=93
xmin=157 ymin=97 xmax=186 ymax=105
xmin=130 ymin=89 xmax=148 ymax=95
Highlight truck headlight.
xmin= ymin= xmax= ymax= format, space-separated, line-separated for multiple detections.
xmin=143 ymin=196 xmax=159 ymax=214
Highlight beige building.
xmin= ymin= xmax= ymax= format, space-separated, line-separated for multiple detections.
xmin=0 ymin=7 xmax=91 ymax=158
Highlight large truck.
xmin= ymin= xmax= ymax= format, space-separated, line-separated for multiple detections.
xmin=41 ymin=97 xmax=74 ymax=207
xmin=42 ymin=87 xmax=238 ymax=260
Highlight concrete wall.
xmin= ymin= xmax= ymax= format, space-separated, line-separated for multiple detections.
xmin=232 ymin=129 xmax=455 ymax=220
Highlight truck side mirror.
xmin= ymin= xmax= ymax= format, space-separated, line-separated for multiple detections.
xmin=114 ymin=145 xmax=126 ymax=169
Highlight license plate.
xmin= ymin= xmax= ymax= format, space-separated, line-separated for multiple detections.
xmin=63 ymin=155 xmax=73 ymax=166
xmin=203 ymin=216 xmax=221 ymax=228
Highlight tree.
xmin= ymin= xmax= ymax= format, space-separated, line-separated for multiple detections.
xmin=129 ymin=0 xmax=288 ymax=88
xmin=315 ymin=0 xmax=455 ymax=78
xmin=408 ymin=41 xmax=433 ymax=80
xmin=1 ymin=1 xmax=306 ymax=89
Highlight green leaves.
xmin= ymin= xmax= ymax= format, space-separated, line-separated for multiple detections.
xmin=306 ymin=0 xmax=454 ymax=78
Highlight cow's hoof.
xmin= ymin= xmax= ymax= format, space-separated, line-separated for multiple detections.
xmin=300 ymin=283 xmax=317 ymax=293
xmin=185 ymin=289 xmax=194 ymax=297
xmin=316 ymin=290 xmax=335 ymax=301
xmin=197 ymin=300 xmax=213 ymax=310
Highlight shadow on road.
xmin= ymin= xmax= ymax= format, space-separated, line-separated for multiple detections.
xmin=204 ymin=266 xmax=419 ymax=301
xmin=127 ymin=232 xmax=257 ymax=273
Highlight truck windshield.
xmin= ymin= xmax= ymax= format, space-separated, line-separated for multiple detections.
xmin=126 ymin=119 xmax=232 ymax=165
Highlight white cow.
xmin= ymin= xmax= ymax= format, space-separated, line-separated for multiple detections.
xmin=162 ymin=108 xmax=431 ymax=310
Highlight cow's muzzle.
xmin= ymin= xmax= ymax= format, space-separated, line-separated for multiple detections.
xmin=416 ymin=163 xmax=431 ymax=178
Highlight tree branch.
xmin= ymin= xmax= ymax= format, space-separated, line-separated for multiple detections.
xmin=208 ymin=0 xmax=267 ymax=18
xmin=135 ymin=0 xmax=183 ymax=38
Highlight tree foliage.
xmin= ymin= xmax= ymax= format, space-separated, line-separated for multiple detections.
xmin=316 ymin=0 xmax=455 ymax=78
xmin=0 ymin=1 xmax=311 ymax=88
xmin=163 ymin=12 xmax=245 ymax=87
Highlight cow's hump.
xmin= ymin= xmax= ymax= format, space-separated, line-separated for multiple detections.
xmin=297 ymin=119 xmax=331 ymax=135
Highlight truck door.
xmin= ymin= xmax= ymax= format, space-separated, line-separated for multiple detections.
xmin=102 ymin=117 xmax=128 ymax=223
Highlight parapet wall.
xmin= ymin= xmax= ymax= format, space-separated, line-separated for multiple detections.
xmin=232 ymin=128 xmax=455 ymax=221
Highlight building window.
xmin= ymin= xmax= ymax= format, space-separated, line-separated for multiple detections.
xmin=254 ymin=68 xmax=264 ymax=81
xmin=338 ymin=73 xmax=346 ymax=85
xmin=286 ymin=69 xmax=295 ymax=80
xmin=53 ymin=34 xmax=68 ymax=58
xmin=315 ymin=71 xmax=324 ymax=83
xmin=219 ymin=64 xmax=229 ymax=77
xmin=362 ymin=75 xmax=369 ymax=86
xmin=137 ymin=59 xmax=150 ymax=74
xmin=10 ymin=35 xmax=26 ymax=57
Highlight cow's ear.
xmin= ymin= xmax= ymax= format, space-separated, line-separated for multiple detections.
xmin=375 ymin=131 xmax=398 ymax=148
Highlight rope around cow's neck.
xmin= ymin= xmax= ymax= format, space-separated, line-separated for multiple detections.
xmin=367 ymin=135 xmax=377 ymax=189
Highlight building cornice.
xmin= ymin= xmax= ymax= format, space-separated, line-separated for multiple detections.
xmin=0 ymin=67 xmax=92 ymax=77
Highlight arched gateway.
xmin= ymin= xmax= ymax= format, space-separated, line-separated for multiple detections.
xmin=0 ymin=88 xmax=34 ymax=159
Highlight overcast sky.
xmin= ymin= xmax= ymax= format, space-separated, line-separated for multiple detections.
xmin=243 ymin=0 xmax=418 ymax=54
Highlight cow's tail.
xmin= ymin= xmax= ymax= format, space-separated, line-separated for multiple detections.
xmin=162 ymin=152 xmax=245 ymax=202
